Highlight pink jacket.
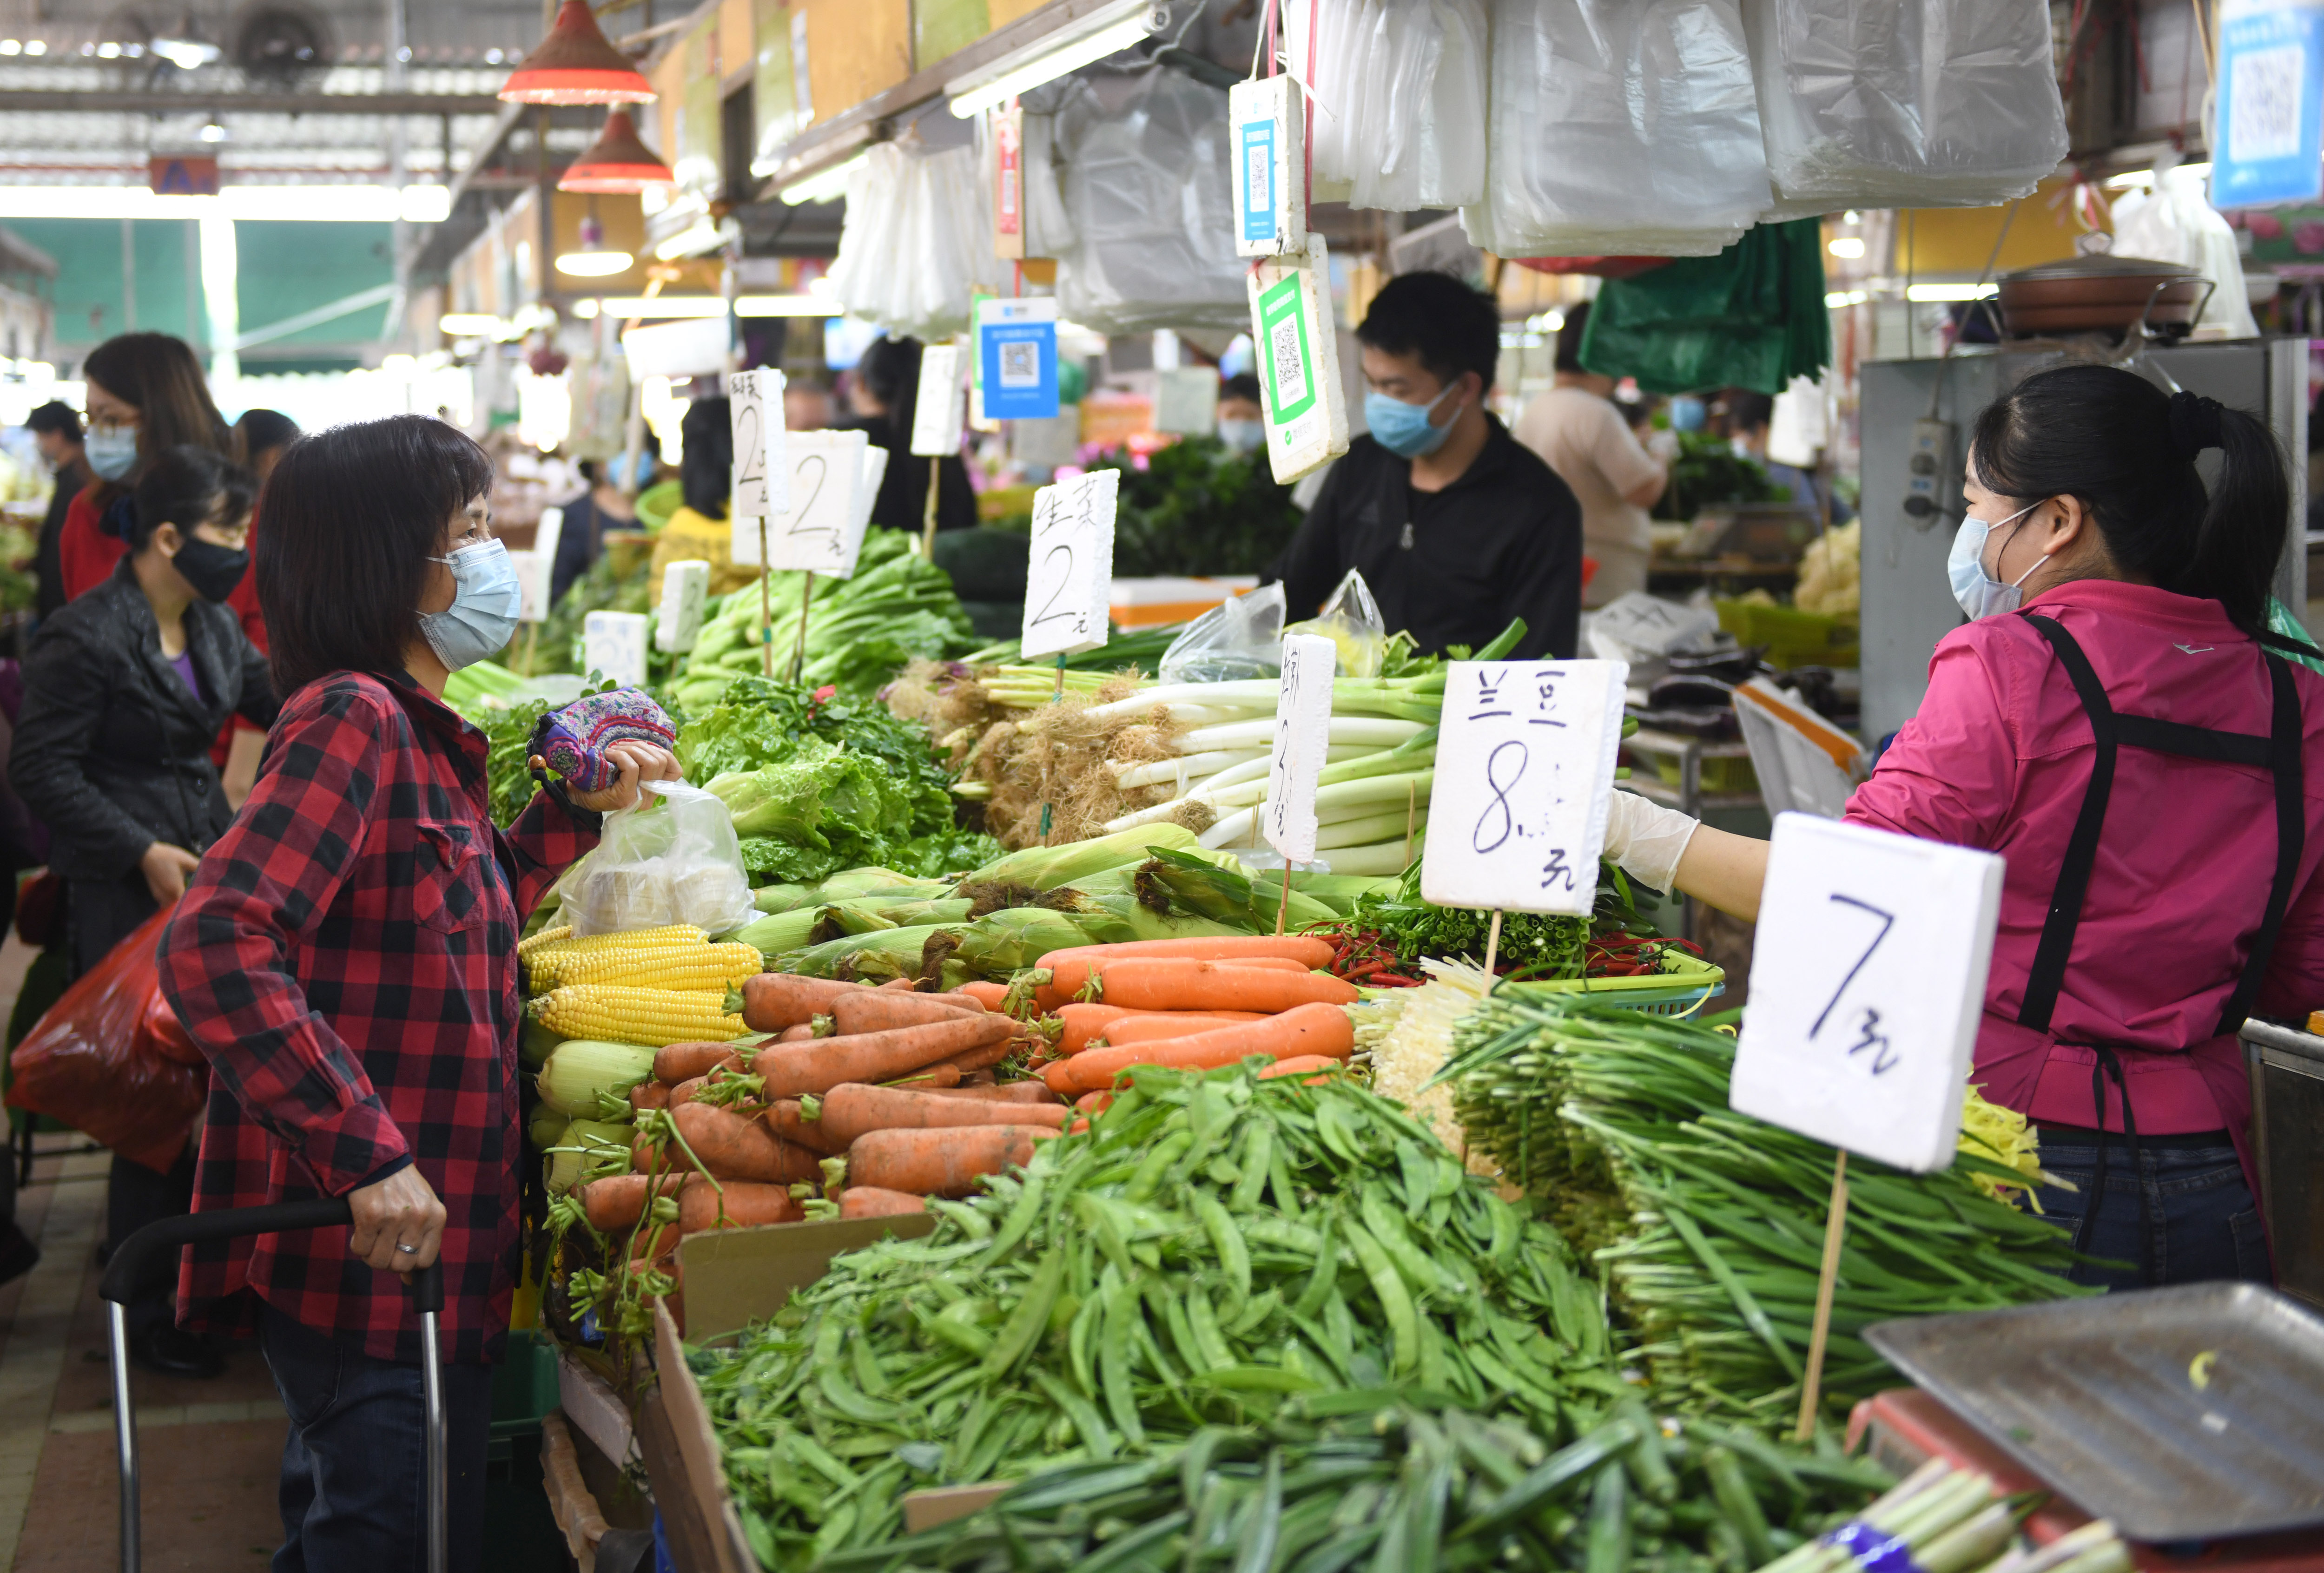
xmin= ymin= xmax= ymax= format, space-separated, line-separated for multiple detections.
xmin=1847 ymin=580 xmax=2324 ymax=1178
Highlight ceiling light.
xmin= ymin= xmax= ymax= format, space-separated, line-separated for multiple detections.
xmin=499 ymin=0 xmax=653 ymax=104
xmin=651 ymin=219 xmax=722 ymax=260
xmin=558 ymin=108 xmax=673 ymax=193
xmin=1825 ymin=289 xmax=1868 ymax=309
xmin=572 ymin=298 xmax=599 ymax=318
xmin=198 ymin=118 xmax=226 ymax=143
xmin=946 ymin=0 xmax=1162 ymax=118
xmin=0 ymin=41 xmax=18 ymax=54
xmin=599 ymin=296 xmax=727 ymax=318
xmin=96 ymin=40 xmax=119 ymax=57
xmin=779 ymin=149 xmax=868 ymax=205
xmin=556 ymin=212 xmax=633 ymax=276
xmin=1905 ymin=282 xmax=2000 ymax=302
xmin=23 ymin=40 xmax=43 ymax=53
xmin=439 ymin=312 xmax=503 ymax=336
xmin=735 ymin=295 xmax=843 ymax=316
xmin=0 ymin=184 xmax=444 ymax=222
xmin=124 ymin=42 xmax=142 ymax=55
xmin=152 ymin=34 xmax=221 ymax=69
xmin=1827 ymin=236 xmax=1865 ymax=259
xmin=398 ymin=184 xmax=451 ymax=223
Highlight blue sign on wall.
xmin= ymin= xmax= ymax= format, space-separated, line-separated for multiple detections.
xmin=977 ymin=296 xmax=1059 ymax=421
xmin=1239 ymin=119 xmax=1276 ymax=244
xmin=2215 ymin=1 xmax=2324 ymax=210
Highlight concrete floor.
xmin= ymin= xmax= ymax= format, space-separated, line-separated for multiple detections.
xmin=0 ymin=934 xmax=290 ymax=1573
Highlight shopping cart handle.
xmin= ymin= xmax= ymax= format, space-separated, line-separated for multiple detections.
xmin=100 ymin=1197 xmax=444 ymax=1312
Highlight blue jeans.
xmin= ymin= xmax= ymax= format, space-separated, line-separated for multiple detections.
xmin=2032 ymin=1132 xmax=2272 ymax=1290
xmin=261 ymin=1305 xmax=495 ymax=1573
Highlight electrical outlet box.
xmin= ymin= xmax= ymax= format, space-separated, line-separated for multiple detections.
xmin=1903 ymin=417 xmax=1953 ymax=526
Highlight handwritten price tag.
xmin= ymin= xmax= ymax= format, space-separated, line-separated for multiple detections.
xmin=1020 ymin=469 xmax=1117 ymax=659
xmin=739 ymin=429 xmax=870 ymax=577
xmin=1263 ymin=633 xmax=1337 ymax=864
xmin=911 ymin=344 xmax=966 ymax=456
xmin=1731 ymin=814 xmax=2004 ymax=1173
xmin=727 ymin=368 xmax=786 ymax=521
xmin=582 ymin=610 xmax=650 ymax=687
xmin=655 ymin=559 xmax=710 ymax=653
xmin=1419 ymin=660 xmax=1628 ymax=916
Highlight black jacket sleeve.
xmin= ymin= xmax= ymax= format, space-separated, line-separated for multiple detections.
xmin=1268 ymin=462 xmax=1353 ymax=620
xmin=236 ymin=627 xmax=279 ymax=729
xmin=1504 ymin=484 xmax=1585 ymax=660
xmin=11 ymin=619 xmax=159 ymax=880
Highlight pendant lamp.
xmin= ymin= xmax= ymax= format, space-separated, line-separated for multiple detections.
xmin=499 ymin=0 xmax=654 ymax=105
xmin=558 ymin=108 xmax=674 ymax=193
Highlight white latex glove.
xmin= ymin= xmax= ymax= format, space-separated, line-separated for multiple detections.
xmin=1604 ymin=789 xmax=1699 ymax=893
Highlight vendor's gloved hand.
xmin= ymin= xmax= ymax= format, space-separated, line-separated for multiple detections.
xmin=1604 ymin=789 xmax=1699 ymax=893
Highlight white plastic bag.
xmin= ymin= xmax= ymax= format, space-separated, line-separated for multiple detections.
xmin=1159 ymin=583 xmax=1289 ymax=684
xmin=1285 ymin=569 xmax=1386 ymax=677
xmin=1744 ymin=0 xmax=2068 ymax=215
xmin=1310 ymin=0 xmax=1487 ymax=211
xmin=2111 ymin=167 xmax=2263 ymax=341
xmin=827 ymin=140 xmax=1008 ymax=339
xmin=1460 ymin=0 xmax=1770 ymax=258
xmin=563 ymin=780 xmax=758 ymax=938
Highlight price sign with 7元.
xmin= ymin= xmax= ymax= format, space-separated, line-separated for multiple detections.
xmin=1264 ymin=633 xmax=1338 ymax=864
xmin=1019 ymin=469 xmax=1117 ymax=660
xmin=1420 ymin=660 xmax=1627 ymax=916
xmin=1731 ymin=814 xmax=2004 ymax=1173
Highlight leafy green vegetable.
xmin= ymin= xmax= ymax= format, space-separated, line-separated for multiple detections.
xmin=1653 ymin=430 xmax=1785 ymax=523
xmin=481 ymin=699 xmax=549 ymax=829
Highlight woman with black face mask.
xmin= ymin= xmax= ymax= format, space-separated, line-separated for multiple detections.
xmin=9 ymin=442 xmax=276 ymax=1378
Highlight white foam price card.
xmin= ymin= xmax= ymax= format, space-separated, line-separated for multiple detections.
xmin=910 ymin=344 xmax=966 ymax=456
xmin=744 ymin=429 xmax=869 ymax=576
xmin=1230 ymin=74 xmax=1305 ymax=257
xmin=509 ymin=550 xmax=553 ymax=624
xmin=1419 ymin=660 xmax=1628 ymax=916
xmin=655 ymin=559 xmax=710 ymax=653
xmin=1263 ymin=632 xmax=1337 ymax=864
xmin=1247 ymin=235 xmax=1349 ymax=485
xmin=1731 ymin=815 xmax=2005 ymax=1173
xmin=727 ymin=368 xmax=786 ymax=522
xmin=1020 ymin=469 xmax=1117 ymax=660
xmin=582 ymin=610 xmax=650 ymax=687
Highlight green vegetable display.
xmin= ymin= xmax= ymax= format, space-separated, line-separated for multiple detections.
xmin=1086 ymin=435 xmax=1307 ymax=578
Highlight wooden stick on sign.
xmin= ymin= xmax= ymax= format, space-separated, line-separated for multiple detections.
xmin=790 ymin=573 xmax=815 ymax=684
xmin=1794 ymin=1148 xmax=1850 ymax=1441
xmin=1482 ymin=909 xmax=1504 ymax=985
xmin=921 ymin=456 xmax=942 ymax=557
xmin=758 ymin=518 xmax=774 ymax=679
xmin=1276 ymin=862 xmax=1292 ymax=936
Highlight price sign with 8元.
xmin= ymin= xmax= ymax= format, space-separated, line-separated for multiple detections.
xmin=1019 ymin=468 xmax=1117 ymax=659
xmin=1264 ymin=632 xmax=1338 ymax=864
xmin=1731 ymin=814 xmax=2004 ymax=1173
xmin=1420 ymin=660 xmax=1628 ymax=917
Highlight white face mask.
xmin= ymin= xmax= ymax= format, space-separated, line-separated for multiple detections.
xmin=1946 ymin=499 xmax=2044 ymax=620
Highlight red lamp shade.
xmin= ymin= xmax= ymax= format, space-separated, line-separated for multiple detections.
xmin=558 ymin=109 xmax=675 ymax=192
xmin=499 ymin=0 xmax=654 ymax=105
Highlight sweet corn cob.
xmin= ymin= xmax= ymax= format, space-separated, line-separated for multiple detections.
xmin=554 ymin=941 xmax=763 ymax=991
xmin=517 ymin=923 xmax=574 ymax=959
xmin=531 ymin=985 xmax=746 ymax=1048
xmin=527 ymin=924 xmax=712 ymax=991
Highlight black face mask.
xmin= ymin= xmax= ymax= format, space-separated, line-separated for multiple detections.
xmin=171 ymin=535 xmax=250 ymax=603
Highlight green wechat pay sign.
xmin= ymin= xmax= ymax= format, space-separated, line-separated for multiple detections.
xmin=1259 ymin=273 xmax=1316 ymax=442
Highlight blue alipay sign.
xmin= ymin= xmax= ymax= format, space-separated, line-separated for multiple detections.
xmin=2215 ymin=1 xmax=2324 ymax=210
xmin=978 ymin=298 xmax=1060 ymax=421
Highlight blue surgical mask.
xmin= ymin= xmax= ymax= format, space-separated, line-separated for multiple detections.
xmin=1668 ymin=396 xmax=1707 ymax=433
xmin=418 ymin=539 xmax=523 ymax=670
xmin=1946 ymin=500 xmax=2043 ymax=620
xmin=1363 ymin=382 xmax=1464 ymax=459
xmin=84 ymin=425 xmax=137 ymax=480
xmin=1217 ymin=418 xmax=1265 ymax=455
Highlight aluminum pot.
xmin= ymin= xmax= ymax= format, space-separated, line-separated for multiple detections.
xmin=1996 ymin=253 xmax=2207 ymax=336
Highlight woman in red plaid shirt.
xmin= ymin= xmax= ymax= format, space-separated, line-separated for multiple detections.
xmin=158 ymin=415 xmax=679 ymax=1573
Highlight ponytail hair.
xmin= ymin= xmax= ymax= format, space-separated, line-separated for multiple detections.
xmin=1969 ymin=364 xmax=2290 ymax=633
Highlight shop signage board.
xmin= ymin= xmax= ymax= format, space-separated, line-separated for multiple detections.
xmin=910 ymin=345 xmax=966 ymax=455
xmin=1263 ymin=633 xmax=1338 ymax=865
xmin=726 ymin=367 xmax=786 ymax=523
xmin=1733 ymin=814 xmax=2003 ymax=1173
xmin=1230 ymin=74 xmax=1305 ymax=257
xmin=977 ymin=296 xmax=1060 ymax=421
xmin=1020 ymin=468 xmax=1117 ymax=659
xmin=1246 ymin=235 xmax=1348 ymax=484
xmin=2215 ymin=0 xmax=2324 ymax=209
xmin=993 ymin=105 xmax=1025 ymax=260
xmin=656 ymin=559 xmax=711 ymax=653
xmin=745 ymin=429 xmax=872 ymax=578
xmin=1419 ymin=660 xmax=1628 ymax=919
xmin=583 ymin=611 xmax=650 ymax=687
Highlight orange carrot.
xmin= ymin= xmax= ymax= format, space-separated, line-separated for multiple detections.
xmin=1044 ymin=1002 xmax=1355 ymax=1096
xmin=1100 ymin=1014 xmax=1264 ymax=1047
xmin=831 ymin=989 xmax=984 ymax=1035
xmin=1052 ymin=1003 xmax=1136 ymax=1053
xmin=670 ymin=1101 xmax=822 ymax=1184
xmin=1074 ymin=1090 xmax=1113 ymax=1113
xmin=580 ymin=1172 xmax=684 ymax=1232
xmin=776 ymin=1023 xmax=817 ymax=1043
xmin=667 ymin=1074 xmax=710 ymax=1107
xmin=656 ymin=1041 xmax=744 ymax=1084
xmin=953 ymin=982 xmax=1012 ymax=1011
xmin=1091 ymin=959 xmax=1358 ymax=1013
xmin=678 ymin=1178 xmax=803 ymax=1234
xmin=962 ymin=1067 xmax=999 ymax=1086
xmin=738 ymin=974 xmax=867 ymax=1033
xmin=839 ymin=1186 xmax=927 ymax=1219
xmin=882 ymin=1061 xmax=964 ymax=1091
xmin=749 ymin=1013 xmax=1012 ymax=1098
xmin=878 ymin=977 xmax=928 ymax=993
xmin=919 ymin=1082 xmax=1060 ymax=1105
xmin=814 ymin=1083 xmax=1074 ymax=1146
xmin=630 ymin=1080 xmax=671 ymax=1113
xmin=764 ymin=1098 xmax=848 ymax=1155
xmin=1068 ymin=1118 xmax=1092 ymax=1135
xmin=1259 ymin=1054 xmax=1342 ymax=1082
xmin=845 ymin=1125 xmax=1060 ymax=1198
xmin=939 ymin=1039 xmax=1016 ymax=1077
xmin=1040 ymin=936 xmax=1337 ymax=998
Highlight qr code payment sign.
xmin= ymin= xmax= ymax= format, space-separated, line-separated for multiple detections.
xmin=1270 ymin=318 xmax=1305 ymax=405
xmin=2233 ymin=42 xmax=2306 ymax=161
xmin=999 ymin=340 xmax=1038 ymax=389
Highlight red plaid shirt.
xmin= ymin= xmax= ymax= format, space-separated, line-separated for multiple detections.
xmin=160 ymin=670 xmax=596 ymax=1365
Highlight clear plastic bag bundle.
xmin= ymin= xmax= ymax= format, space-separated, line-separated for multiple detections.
xmin=1460 ymin=0 xmax=1770 ymax=258
xmin=1159 ymin=582 xmax=1289 ymax=684
xmin=1284 ymin=568 xmax=1386 ymax=677
xmin=1744 ymin=0 xmax=2068 ymax=215
xmin=1310 ymin=0 xmax=1486 ymax=211
xmin=2111 ymin=167 xmax=2262 ymax=341
xmin=1052 ymin=70 xmax=1250 ymax=334
xmin=563 ymin=780 xmax=757 ymax=938
xmin=827 ymin=140 xmax=1007 ymax=339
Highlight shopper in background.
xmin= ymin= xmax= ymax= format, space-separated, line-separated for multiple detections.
xmin=58 ymin=333 xmax=233 ymax=602
xmin=11 ymin=444 xmax=274 ymax=1377
xmin=1602 ymin=365 xmax=2324 ymax=1290
xmin=157 ymin=414 xmax=674 ymax=1573
xmin=1268 ymin=270 xmax=1583 ymax=659
xmin=843 ymin=336 xmax=976 ymax=534
xmin=1723 ymin=389 xmax=1851 ymax=525
xmin=26 ymin=399 xmax=88 ymax=620
xmin=647 ymin=396 xmax=756 ymax=605
xmin=550 ymin=435 xmax=660 ymax=606
xmin=784 ymin=377 xmax=836 ymax=432
xmin=216 ymin=408 xmax=300 ymax=808
xmin=1216 ymin=374 xmax=1267 ymax=456
xmin=1512 ymin=302 xmax=1667 ymax=608
xmin=231 ymin=408 xmax=299 ymax=484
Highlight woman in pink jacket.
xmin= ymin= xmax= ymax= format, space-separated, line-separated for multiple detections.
xmin=1606 ymin=364 xmax=2322 ymax=1290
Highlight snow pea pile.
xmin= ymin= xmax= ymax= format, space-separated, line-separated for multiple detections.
xmin=1440 ymin=1000 xmax=2095 ymax=1427
xmin=689 ymin=1066 xmax=1618 ymax=1570
xmin=822 ymin=1399 xmax=1892 ymax=1573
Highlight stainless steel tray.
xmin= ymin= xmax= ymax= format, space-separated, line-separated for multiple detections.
xmin=1864 ymin=1284 xmax=2324 ymax=1542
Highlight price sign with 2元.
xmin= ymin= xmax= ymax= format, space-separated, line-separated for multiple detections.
xmin=727 ymin=368 xmax=786 ymax=522
xmin=1019 ymin=468 xmax=1117 ymax=659
xmin=742 ymin=429 xmax=870 ymax=578
xmin=1264 ymin=632 xmax=1338 ymax=864
xmin=1419 ymin=660 xmax=1627 ymax=917
xmin=1730 ymin=814 xmax=2004 ymax=1173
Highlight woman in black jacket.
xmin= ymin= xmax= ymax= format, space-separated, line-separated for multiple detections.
xmin=11 ymin=443 xmax=276 ymax=1377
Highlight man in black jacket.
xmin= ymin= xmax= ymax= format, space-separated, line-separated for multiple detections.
xmin=1268 ymin=271 xmax=1583 ymax=659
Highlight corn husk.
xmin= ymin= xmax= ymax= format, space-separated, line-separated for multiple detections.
xmin=536 ymin=1039 xmax=660 ymax=1117
xmin=954 ymin=823 xmax=1204 ymax=891
xmin=779 ymin=922 xmax=958 ymax=981
xmin=736 ymin=906 xmax=823 ymax=958
xmin=528 ymin=1106 xmax=570 ymax=1152
xmin=546 ymin=1118 xmax=635 ymax=1194
xmin=521 ymin=1018 xmax=564 ymax=1068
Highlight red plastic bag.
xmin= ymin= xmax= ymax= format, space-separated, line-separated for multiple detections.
xmin=1512 ymin=257 xmax=1674 ymax=280
xmin=5 ymin=907 xmax=205 ymax=1173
